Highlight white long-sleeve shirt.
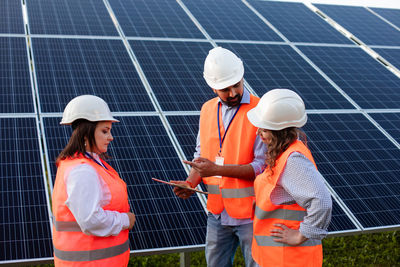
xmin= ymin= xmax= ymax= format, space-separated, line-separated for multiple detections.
xmin=64 ymin=153 xmax=130 ymax=237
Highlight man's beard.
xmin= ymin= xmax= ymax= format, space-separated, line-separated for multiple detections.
xmin=221 ymin=94 xmax=242 ymax=107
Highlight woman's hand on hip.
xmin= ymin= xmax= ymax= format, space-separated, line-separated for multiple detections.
xmin=270 ymin=223 xmax=308 ymax=246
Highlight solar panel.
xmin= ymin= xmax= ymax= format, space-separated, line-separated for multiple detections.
xmin=370 ymin=113 xmax=400 ymax=145
xmin=26 ymin=0 xmax=118 ymax=36
xmin=31 ymin=37 xmax=154 ymax=113
xmin=166 ymin=115 xmax=199 ymax=160
xmin=373 ymin=48 xmax=400 ymax=70
xmin=130 ymin=40 xmax=214 ymax=111
xmin=108 ymin=0 xmax=204 ymax=38
xmin=305 ymin=113 xmax=400 ymax=229
xmin=42 ymin=116 xmax=207 ymax=251
xmin=370 ymin=7 xmax=400 ymax=28
xmin=315 ymin=4 xmax=400 ymax=46
xmin=0 ymin=37 xmax=34 ymax=113
xmin=182 ymin=0 xmax=283 ymax=41
xmin=0 ymin=117 xmax=53 ymax=262
xmin=0 ymin=0 xmax=24 ymax=34
xmin=298 ymin=45 xmax=400 ymax=109
xmin=2 ymin=0 xmax=400 ymax=264
xmin=247 ymin=0 xmax=352 ymax=44
xmin=219 ymin=42 xmax=354 ymax=109
xmin=328 ymin=201 xmax=359 ymax=234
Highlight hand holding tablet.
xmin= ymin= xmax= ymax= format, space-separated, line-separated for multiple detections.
xmin=152 ymin=178 xmax=208 ymax=195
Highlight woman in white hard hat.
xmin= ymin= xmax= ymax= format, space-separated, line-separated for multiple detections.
xmin=247 ymin=89 xmax=332 ymax=267
xmin=52 ymin=95 xmax=135 ymax=266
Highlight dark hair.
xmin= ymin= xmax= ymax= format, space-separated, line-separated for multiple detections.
xmin=56 ymin=119 xmax=108 ymax=166
xmin=265 ymin=127 xmax=307 ymax=175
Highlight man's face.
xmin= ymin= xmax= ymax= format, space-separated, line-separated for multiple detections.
xmin=213 ymin=78 xmax=244 ymax=107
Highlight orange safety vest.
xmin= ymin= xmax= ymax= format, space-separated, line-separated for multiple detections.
xmin=52 ymin=154 xmax=130 ymax=267
xmin=252 ymin=140 xmax=322 ymax=267
xmin=199 ymin=94 xmax=259 ymax=219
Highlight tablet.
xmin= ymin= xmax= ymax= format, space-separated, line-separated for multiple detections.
xmin=152 ymin=178 xmax=209 ymax=195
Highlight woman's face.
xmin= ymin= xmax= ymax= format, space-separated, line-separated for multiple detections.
xmin=92 ymin=121 xmax=113 ymax=154
xmin=257 ymin=128 xmax=272 ymax=145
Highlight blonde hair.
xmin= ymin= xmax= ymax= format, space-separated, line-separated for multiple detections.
xmin=264 ymin=127 xmax=307 ymax=175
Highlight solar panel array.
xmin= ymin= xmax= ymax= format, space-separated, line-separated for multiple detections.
xmin=370 ymin=7 xmax=400 ymax=28
xmin=315 ymin=4 xmax=400 ymax=46
xmin=1 ymin=0 xmax=400 ymax=264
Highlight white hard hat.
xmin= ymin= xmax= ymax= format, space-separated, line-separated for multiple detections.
xmin=247 ymin=89 xmax=307 ymax=130
xmin=203 ymin=47 xmax=244 ymax=90
xmin=60 ymin=95 xmax=119 ymax=125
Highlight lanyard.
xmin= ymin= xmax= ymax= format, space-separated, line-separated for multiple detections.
xmin=85 ymin=152 xmax=108 ymax=170
xmin=217 ymin=102 xmax=241 ymax=154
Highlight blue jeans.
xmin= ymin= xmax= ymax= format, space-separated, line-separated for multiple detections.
xmin=205 ymin=213 xmax=258 ymax=267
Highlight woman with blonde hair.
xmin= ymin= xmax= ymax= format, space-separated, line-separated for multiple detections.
xmin=247 ymin=89 xmax=332 ymax=267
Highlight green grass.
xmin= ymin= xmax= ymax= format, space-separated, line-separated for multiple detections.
xmin=30 ymin=231 xmax=400 ymax=267
xmin=322 ymin=231 xmax=400 ymax=266
xmin=128 ymin=231 xmax=400 ymax=267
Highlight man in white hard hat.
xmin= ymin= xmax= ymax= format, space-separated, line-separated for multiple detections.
xmin=171 ymin=47 xmax=266 ymax=267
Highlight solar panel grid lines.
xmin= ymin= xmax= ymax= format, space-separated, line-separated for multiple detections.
xmin=166 ymin=114 xmax=200 ymax=161
xmin=26 ymin=0 xmax=119 ymax=36
xmin=219 ymin=42 xmax=355 ymax=110
xmin=305 ymin=113 xmax=400 ymax=229
xmin=31 ymin=37 xmax=154 ymax=113
xmin=246 ymin=0 xmax=352 ymax=45
xmin=130 ymin=40 xmax=215 ymax=111
xmin=0 ymin=37 xmax=35 ymax=114
xmin=298 ymin=45 xmax=400 ymax=109
xmin=0 ymin=117 xmax=53 ymax=261
xmin=182 ymin=0 xmax=283 ymax=42
xmin=107 ymin=0 xmax=204 ymax=39
xmin=366 ymin=7 xmax=400 ymax=32
xmin=328 ymin=201 xmax=359 ymax=236
xmin=373 ymin=47 xmax=400 ymax=71
xmin=0 ymin=0 xmax=25 ymax=34
xmin=370 ymin=7 xmax=400 ymax=29
xmin=314 ymin=4 xmax=400 ymax=46
xmin=370 ymin=112 xmax=400 ymax=145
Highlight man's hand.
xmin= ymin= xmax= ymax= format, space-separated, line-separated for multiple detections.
xmin=170 ymin=180 xmax=195 ymax=199
xmin=270 ymin=223 xmax=308 ymax=246
xmin=126 ymin=212 xmax=136 ymax=230
xmin=183 ymin=157 xmax=219 ymax=177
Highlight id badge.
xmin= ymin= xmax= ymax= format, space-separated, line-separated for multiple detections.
xmin=215 ymin=156 xmax=224 ymax=178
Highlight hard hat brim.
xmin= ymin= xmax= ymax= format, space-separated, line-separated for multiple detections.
xmin=247 ymin=107 xmax=307 ymax=131
xmin=60 ymin=116 xmax=119 ymax=125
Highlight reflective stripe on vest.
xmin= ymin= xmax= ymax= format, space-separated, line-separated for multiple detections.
xmin=207 ymin=184 xmax=220 ymax=195
xmin=54 ymin=239 xmax=130 ymax=262
xmin=53 ymin=219 xmax=81 ymax=232
xmin=254 ymin=236 xmax=321 ymax=247
xmin=255 ymin=206 xmax=306 ymax=221
xmin=221 ymin=187 xmax=254 ymax=198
